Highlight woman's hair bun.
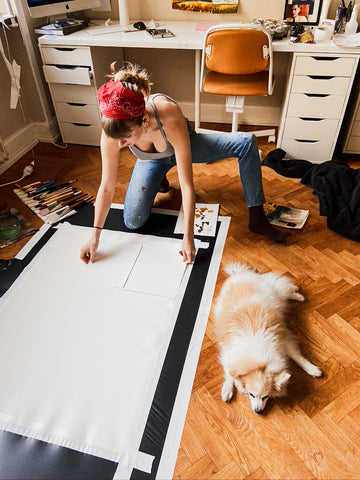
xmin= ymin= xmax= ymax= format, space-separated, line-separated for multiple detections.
xmin=108 ymin=61 xmax=152 ymax=97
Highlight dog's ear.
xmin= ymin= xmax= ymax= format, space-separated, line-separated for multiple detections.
xmin=274 ymin=371 xmax=291 ymax=391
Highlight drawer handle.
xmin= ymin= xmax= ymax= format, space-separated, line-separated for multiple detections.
xmin=54 ymin=48 xmax=77 ymax=52
xmin=72 ymin=123 xmax=91 ymax=127
xmin=295 ymin=139 xmax=319 ymax=143
xmin=304 ymin=93 xmax=329 ymax=98
xmin=299 ymin=117 xmax=325 ymax=122
xmin=67 ymin=103 xmax=87 ymax=107
xmin=308 ymin=75 xmax=335 ymax=80
xmin=311 ymin=56 xmax=339 ymax=61
xmin=49 ymin=65 xmax=90 ymax=71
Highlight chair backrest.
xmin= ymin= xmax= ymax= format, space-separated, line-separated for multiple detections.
xmin=200 ymin=23 xmax=274 ymax=95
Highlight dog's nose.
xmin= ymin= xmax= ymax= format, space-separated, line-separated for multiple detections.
xmin=253 ymin=407 xmax=263 ymax=414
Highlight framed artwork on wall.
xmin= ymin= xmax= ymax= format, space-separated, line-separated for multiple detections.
xmin=283 ymin=0 xmax=323 ymax=25
xmin=172 ymin=0 xmax=239 ymax=14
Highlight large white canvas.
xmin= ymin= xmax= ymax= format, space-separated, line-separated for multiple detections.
xmin=0 ymin=224 xmax=191 ymax=472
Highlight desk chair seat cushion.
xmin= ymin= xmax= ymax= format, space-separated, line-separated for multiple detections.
xmin=203 ymin=70 xmax=270 ymax=96
xmin=205 ymin=29 xmax=270 ymax=75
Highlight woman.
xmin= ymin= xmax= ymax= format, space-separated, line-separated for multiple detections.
xmin=80 ymin=63 xmax=288 ymax=265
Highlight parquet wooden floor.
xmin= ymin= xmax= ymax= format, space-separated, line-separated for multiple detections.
xmin=1 ymin=128 xmax=360 ymax=480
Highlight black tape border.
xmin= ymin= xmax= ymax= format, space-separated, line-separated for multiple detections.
xmin=4 ymin=205 xmax=221 ymax=480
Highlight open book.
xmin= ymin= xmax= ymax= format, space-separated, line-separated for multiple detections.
xmin=264 ymin=203 xmax=309 ymax=229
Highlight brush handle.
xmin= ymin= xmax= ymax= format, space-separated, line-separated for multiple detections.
xmin=68 ymin=196 xmax=94 ymax=209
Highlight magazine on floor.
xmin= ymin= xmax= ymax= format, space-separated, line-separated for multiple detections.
xmin=264 ymin=203 xmax=309 ymax=229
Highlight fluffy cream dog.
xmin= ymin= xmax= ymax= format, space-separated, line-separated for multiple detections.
xmin=214 ymin=263 xmax=322 ymax=413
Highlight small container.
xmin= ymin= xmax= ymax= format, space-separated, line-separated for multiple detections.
xmin=0 ymin=204 xmax=21 ymax=241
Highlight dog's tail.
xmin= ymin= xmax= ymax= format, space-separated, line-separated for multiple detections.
xmin=223 ymin=263 xmax=253 ymax=276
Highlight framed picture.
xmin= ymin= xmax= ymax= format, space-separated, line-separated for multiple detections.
xmin=283 ymin=0 xmax=323 ymax=25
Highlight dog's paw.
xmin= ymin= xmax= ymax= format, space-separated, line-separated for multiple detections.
xmin=291 ymin=292 xmax=305 ymax=302
xmin=221 ymin=383 xmax=234 ymax=402
xmin=307 ymin=364 xmax=322 ymax=378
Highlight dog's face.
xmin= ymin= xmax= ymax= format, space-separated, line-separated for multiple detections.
xmin=232 ymin=367 xmax=291 ymax=413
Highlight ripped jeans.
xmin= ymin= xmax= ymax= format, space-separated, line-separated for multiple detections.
xmin=123 ymin=126 xmax=265 ymax=230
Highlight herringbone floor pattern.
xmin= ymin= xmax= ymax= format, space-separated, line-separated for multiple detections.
xmin=1 ymin=130 xmax=360 ymax=480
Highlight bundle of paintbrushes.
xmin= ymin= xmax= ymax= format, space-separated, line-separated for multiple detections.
xmin=14 ymin=180 xmax=94 ymax=225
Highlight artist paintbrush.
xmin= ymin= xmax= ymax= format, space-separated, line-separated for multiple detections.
xmin=31 ymin=180 xmax=78 ymax=199
xmin=18 ymin=180 xmax=54 ymax=195
xmin=23 ymin=181 xmax=55 ymax=197
xmin=56 ymin=196 xmax=94 ymax=219
xmin=14 ymin=181 xmax=42 ymax=191
xmin=27 ymin=186 xmax=74 ymax=203
xmin=45 ymin=196 xmax=94 ymax=224
xmin=15 ymin=183 xmax=51 ymax=198
xmin=64 ymin=195 xmax=94 ymax=214
xmin=34 ymin=190 xmax=78 ymax=213
xmin=22 ymin=191 xmax=75 ymax=211
xmin=37 ymin=190 xmax=84 ymax=215
xmin=30 ymin=187 xmax=77 ymax=208
xmin=39 ymin=192 xmax=88 ymax=218
xmin=15 ymin=180 xmax=52 ymax=191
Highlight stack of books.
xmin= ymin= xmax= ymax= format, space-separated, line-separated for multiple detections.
xmin=34 ymin=19 xmax=88 ymax=36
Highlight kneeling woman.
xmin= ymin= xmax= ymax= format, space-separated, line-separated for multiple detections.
xmin=80 ymin=62 xmax=287 ymax=265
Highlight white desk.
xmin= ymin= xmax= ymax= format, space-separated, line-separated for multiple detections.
xmin=38 ymin=21 xmax=360 ymax=161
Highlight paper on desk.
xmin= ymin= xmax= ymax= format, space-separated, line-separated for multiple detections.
xmin=333 ymin=33 xmax=360 ymax=47
xmin=194 ymin=23 xmax=217 ymax=31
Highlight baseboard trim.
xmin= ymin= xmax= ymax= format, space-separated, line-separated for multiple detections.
xmin=0 ymin=118 xmax=60 ymax=175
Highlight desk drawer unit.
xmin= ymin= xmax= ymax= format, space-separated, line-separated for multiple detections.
xmin=41 ymin=46 xmax=93 ymax=66
xmin=40 ymin=45 xmax=100 ymax=146
xmin=277 ymin=53 xmax=358 ymax=163
xmin=341 ymin=73 xmax=360 ymax=154
xmin=60 ymin=123 xmax=101 ymax=146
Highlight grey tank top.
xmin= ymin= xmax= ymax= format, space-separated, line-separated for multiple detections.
xmin=128 ymin=93 xmax=176 ymax=160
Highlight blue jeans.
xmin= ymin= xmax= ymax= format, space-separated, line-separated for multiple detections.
xmin=123 ymin=126 xmax=265 ymax=230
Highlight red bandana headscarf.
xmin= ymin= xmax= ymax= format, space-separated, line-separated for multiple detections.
xmin=97 ymin=81 xmax=145 ymax=120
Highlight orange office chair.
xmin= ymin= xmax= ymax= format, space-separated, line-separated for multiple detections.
xmin=199 ymin=23 xmax=276 ymax=142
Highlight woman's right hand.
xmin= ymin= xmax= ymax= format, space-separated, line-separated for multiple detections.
xmin=80 ymin=237 xmax=99 ymax=264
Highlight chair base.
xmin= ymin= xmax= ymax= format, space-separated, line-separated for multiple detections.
xmin=195 ymin=126 xmax=276 ymax=144
xmin=196 ymin=101 xmax=276 ymax=143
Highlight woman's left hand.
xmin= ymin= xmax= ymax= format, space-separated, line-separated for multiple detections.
xmin=180 ymin=236 xmax=196 ymax=264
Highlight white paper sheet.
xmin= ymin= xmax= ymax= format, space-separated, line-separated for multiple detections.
xmin=0 ymin=224 xmax=191 ymax=471
xmin=124 ymin=237 xmax=187 ymax=298
xmin=84 ymin=232 xmax=142 ymax=288
xmin=83 ymin=229 xmax=187 ymax=297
